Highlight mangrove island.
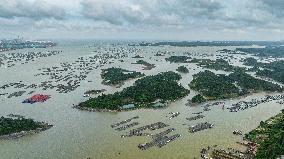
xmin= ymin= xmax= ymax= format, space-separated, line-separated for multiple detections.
xmin=76 ymin=71 xmax=190 ymax=111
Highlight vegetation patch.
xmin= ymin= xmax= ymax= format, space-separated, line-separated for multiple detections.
xmin=229 ymin=71 xmax=282 ymax=93
xmin=236 ymin=46 xmax=284 ymax=57
xmin=165 ymin=56 xmax=191 ymax=63
xmin=77 ymin=72 xmax=190 ymax=111
xmin=189 ymin=70 xmax=282 ymax=101
xmin=189 ymin=70 xmax=240 ymax=100
xmin=244 ymin=58 xmax=284 ymax=84
xmin=176 ymin=66 xmax=189 ymax=73
xmin=0 ymin=115 xmax=52 ymax=139
xmin=191 ymin=94 xmax=206 ymax=103
xmin=192 ymin=58 xmax=245 ymax=72
xmin=243 ymin=57 xmax=259 ymax=66
xmin=101 ymin=67 xmax=145 ymax=85
xmin=133 ymin=60 xmax=156 ymax=70
xmin=257 ymin=69 xmax=284 ymax=84
xmin=245 ymin=109 xmax=284 ymax=159
xmin=256 ymin=60 xmax=284 ymax=84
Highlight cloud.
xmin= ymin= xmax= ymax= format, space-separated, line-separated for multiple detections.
xmin=260 ymin=0 xmax=284 ymax=17
xmin=0 ymin=0 xmax=284 ymax=40
xmin=79 ymin=0 xmax=284 ymax=31
xmin=0 ymin=0 xmax=66 ymax=20
xmin=81 ymin=0 xmax=223 ymax=26
xmin=81 ymin=0 xmax=144 ymax=25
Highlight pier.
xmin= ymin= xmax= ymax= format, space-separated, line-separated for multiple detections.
xmin=111 ymin=116 xmax=139 ymax=128
xmin=186 ymin=115 xmax=205 ymax=121
xmin=189 ymin=122 xmax=214 ymax=133
xmin=138 ymin=128 xmax=181 ymax=150
xmin=115 ymin=122 xmax=139 ymax=131
xmin=228 ymin=94 xmax=284 ymax=112
xmin=122 ymin=122 xmax=169 ymax=137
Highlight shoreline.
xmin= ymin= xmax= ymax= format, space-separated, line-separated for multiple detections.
xmin=188 ymin=90 xmax=283 ymax=105
xmin=0 ymin=123 xmax=53 ymax=140
xmin=72 ymin=100 xmax=171 ymax=112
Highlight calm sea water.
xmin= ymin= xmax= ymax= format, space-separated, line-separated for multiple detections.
xmin=0 ymin=41 xmax=283 ymax=159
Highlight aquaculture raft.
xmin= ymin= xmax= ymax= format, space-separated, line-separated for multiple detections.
xmin=22 ymin=94 xmax=51 ymax=104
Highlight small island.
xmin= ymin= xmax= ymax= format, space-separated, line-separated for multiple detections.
xmin=256 ymin=60 xmax=284 ymax=84
xmin=189 ymin=70 xmax=240 ymax=100
xmin=192 ymin=58 xmax=245 ymax=72
xmin=243 ymin=57 xmax=259 ymax=66
xmin=191 ymin=94 xmax=206 ymax=103
xmin=257 ymin=70 xmax=284 ymax=84
xmin=189 ymin=70 xmax=282 ymax=101
xmin=165 ymin=56 xmax=191 ymax=63
xmin=243 ymin=58 xmax=284 ymax=84
xmin=76 ymin=71 xmax=190 ymax=111
xmin=0 ymin=115 xmax=52 ymax=139
xmin=101 ymin=67 xmax=145 ymax=86
xmin=245 ymin=109 xmax=284 ymax=159
xmin=176 ymin=66 xmax=189 ymax=73
xmin=132 ymin=60 xmax=156 ymax=70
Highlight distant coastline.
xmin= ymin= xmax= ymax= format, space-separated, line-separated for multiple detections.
xmin=0 ymin=38 xmax=56 ymax=52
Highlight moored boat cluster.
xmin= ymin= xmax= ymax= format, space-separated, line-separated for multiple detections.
xmin=228 ymin=94 xmax=284 ymax=112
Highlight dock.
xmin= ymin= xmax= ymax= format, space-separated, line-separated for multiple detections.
xmin=123 ymin=122 xmax=169 ymax=137
xmin=186 ymin=115 xmax=205 ymax=121
xmin=111 ymin=116 xmax=139 ymax=128
xmin=138 ymin=128 xmax=181 ymax=150
xmin=189 ymin=122 xmax=214 ymax=133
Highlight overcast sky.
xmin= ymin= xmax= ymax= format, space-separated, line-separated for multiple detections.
xmin=0 ymin=0 xmax=283 ymax=40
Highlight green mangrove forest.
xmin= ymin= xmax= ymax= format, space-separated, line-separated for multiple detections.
xmin=101 ymin=67 xmax=145 ymax=85
xmin=245 ymin=109 xmax=284 ymax=159
xmin=244 ymin=58 xmax=284 ymax=84
xmin=189 ymin=70 xmax=282 ymax=101
xmin=192 ymin=58 xmax=245 ymax=72
xmin=191 ymin=94 xmax=206 ymax=103
xmin=78 ymin=71 xmax=190 ymax=110
xmin=165 ymin=56 xmax=191 ymax=63
xmin=0 ymin=116 xmax=50 ymax=136
xmin=176 ymin=66 xmax=189 ymax=73
xmin=134 ymin=60 xmax=156 ymax=70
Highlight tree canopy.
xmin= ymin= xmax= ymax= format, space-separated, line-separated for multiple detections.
xmin=245 ymin=110 xmax=284 ymax=159
xmin=101 ymin=67 xmax=145 ymax=85
xmin=0 ymin=116 xmax=47 ymax=136
xmin=79 ymin=71 xmax=190 ymax=110
xmin=189 ymin=70 xmax=282 ymax=101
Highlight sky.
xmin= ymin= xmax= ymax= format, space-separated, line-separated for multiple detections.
xmin=0 ymin=0 xmax=284 ymax=40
